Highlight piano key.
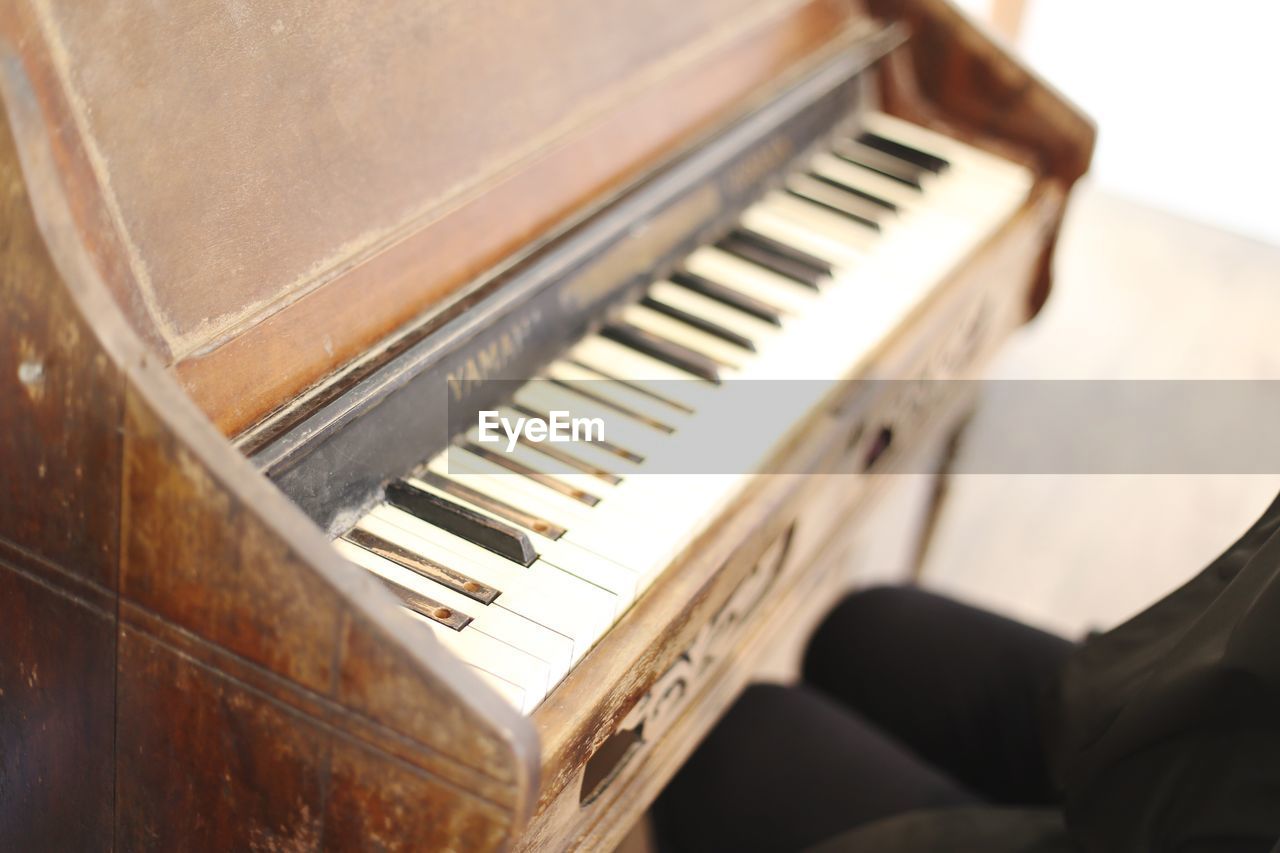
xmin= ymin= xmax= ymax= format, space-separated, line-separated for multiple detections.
xmin=785 ymin=173 xmax=887 ymax=231
xmin=754 ymin=192 xmax=883 ymax=256
xmin=857 ymin=130 xmax=949 ymax=173
xmin=809 ymin=151 xmax=922 ymax=210
xmin=337 ymin=539 xmax=563 ymax=693
xmin=725 ymin=227 xmax=835 ymax=278
xmin=561 ymin=357 xmax=697 ymax=416
xmin=831 ymin=138 xmax=928 ymax=188
xmin=403 ymin=474 xmax=641 ymax=605
xmin=602 ymin=322 xmax=723 ymax=384
xmin=544 ymin=360 xmax=690 ymax=429
xmin=367 ymin=507 xmax=617 ymax=641
xmin=416 ymin=468 xmax=567 ymax=539
xmin=513 ymin=382 xmax=668 ymax=457
xmin=494 ymin=400 xmax=643 ymax=477
xmin=668 ymin=270 xmax=786 ymax=327
xmin=737 ymin=206 xmax=865 ymax=269
xmin=516 ymin=435 xmax=623 ymax=485
xmin=508 ymin=401 xmax=645 ymax=465
xmin=403 ymin=609 xmax=549 ymax=715
xmin=542 ymin=379 xmax=676 ymax=435
xmin=569 ymin=336 xmax=716 ymax=410
xmin=683 ymin=246 xmax=819 ymax=315
xmin=462 ymin=442 xmax=602 ymax=506
xmin=618 ymin=303 xmax=749 ymax=370
xmin=374 ymin=572 xmax=474 ymax=630
xmin=469 ymin=666 xmax=529 ymax=713
xmin=804 ymin=170 xmax=897 ymax=213
xmin=465 ymin=437 xmax=616 ymax=499
xmin=366 ymin=504 xmax=617 ymax=654
xmin=385 ymin=479 xmax=537 ymax=565
xmin=344 ymin=525 xmax=500 ymax=604
xmin=638 ymin=295 xmax=756 ymax=353
xmin=645 ymin=280 xmax=780 ymax=346
xmin=860 ymin=113 xmax=1023 ymax=189
xmin=716 ymin=228 xmax=831 ymax=289
xmin=563 ymin=473 xmax=744 ymax=582
xmin=430 ymin=448 xmax=597 ymax=530
xmin=862 ymin=114 xmax=1034 ymax=211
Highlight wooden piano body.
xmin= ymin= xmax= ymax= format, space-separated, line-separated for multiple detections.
xmin=0 ymin=0 xmax=1092 ymax=849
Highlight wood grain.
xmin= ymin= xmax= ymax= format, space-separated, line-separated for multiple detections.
xmin=0 ymin=39 xmax=536 ymax=847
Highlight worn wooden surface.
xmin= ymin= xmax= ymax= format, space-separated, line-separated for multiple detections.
xmin=4 ymin=0 xmax=860 ymax=436
xmin=0 ymin=61 xmax=121 ymax=849
xmin=0 ymin=40 xmax=536 ymax=849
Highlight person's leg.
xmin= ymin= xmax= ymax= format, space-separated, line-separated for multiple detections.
xmin=650 ymin=683 xmax=978 ymax=853
xmin=802 ymin=586 xmax=1073 ymax=805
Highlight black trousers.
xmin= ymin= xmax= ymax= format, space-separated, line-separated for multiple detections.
xmin=651 ymin=587 xmax=1074 ymax=853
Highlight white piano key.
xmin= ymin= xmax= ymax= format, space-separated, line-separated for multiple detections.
xmin=570 ymin=336 xmax=715 ymax=412
xmin=618 ymin=303 xmax=751 ymax=370
xmin=645 ymin=280 xmax=782 ymax=345
xmin=737 ymin=206 xmax=866 ymax=270
xmin=362 ymin=507 xmax=616 ymax=660
xmin=544 ymin=360 xmax=692 ymax=428
xmin=755 ymin=192 xmax=883 ymax=255
xmin=808 ymin=151 xmax=923 ymax=210
xmin=684 ymin=246 xmax=819 ymax=315
xmin=493 ymin=403 xmax=643 ymax=476
xmin=429 ymin=448 xmax=597 ymax=529
xmin=402 ymin=610 xmax=546 ymax=714
xmin=403 ymin=474 xmax=642 ymax=605
xmin=468 ymin=666 xmax=529 ymax=713
xmin=514 ymin=381 xmax=670 ymax=456
xmin=463 ymin=431 xmax=618 ymax=497
xmin=336 ymin=539 xmax=561 ymax=696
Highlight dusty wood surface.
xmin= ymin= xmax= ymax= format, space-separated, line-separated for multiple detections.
xmin=0 ymin=43 xmax=536 ymax=849
xmin=3 ymin=0 xmax=859 ymax=436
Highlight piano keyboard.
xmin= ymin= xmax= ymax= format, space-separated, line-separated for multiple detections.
xmin=333 ymin=113 xmax=1033 ymax=713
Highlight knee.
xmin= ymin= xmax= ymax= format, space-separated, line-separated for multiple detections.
xmin=802 ymin=586 xmax=942 ymax=683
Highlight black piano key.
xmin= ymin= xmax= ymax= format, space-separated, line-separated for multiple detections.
xmin=602 ymin=322 xmax=722 ymax=384
xmin=565 ymin=358 xmax=696 ymax=415
xmin=511 ymin=402 xmax=645 ymax=464
xmin=717 ymin=232 xmax=825 ymax=290
xmin=417 ymin=470 xmax=568 ymax=539
xmin=345 ymin=527 xmax=500 ymax=605
xmin=386 ymin=479 xmax=538 ymax=566
xmin=463 ymin=442 xmax=601 ymax=507
xmin=547 ymin=375 xmax=676 ymax=433
xmin=857 ymin=131 xmax=949 ymax=173
xmin=669 ymin=271 xmax=785 ymax=327
xmin=719 ymin=228 xmax=833 ymax=288
xmin=640 ymin=295 xmax=757 ymax=353
xmin=784 ymin=185 xmax=881 ymax=233
xmin=377 ymin=574 xmax=473 ymax=631
xmin=807 ymin=170 xmax=898 ymax=213
xmin=831 ymin=138 xmax=925 ymax=189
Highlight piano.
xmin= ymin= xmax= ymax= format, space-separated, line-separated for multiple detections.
xmin=0 ymin=0 xmax=1092 ymax=849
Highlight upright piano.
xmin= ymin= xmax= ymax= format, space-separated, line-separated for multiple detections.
xmin=0 ymin=0 xmax=1092 ymax=848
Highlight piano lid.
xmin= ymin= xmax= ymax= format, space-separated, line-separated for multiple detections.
xmin=2 ymin=0 xmax=870 ymax=436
